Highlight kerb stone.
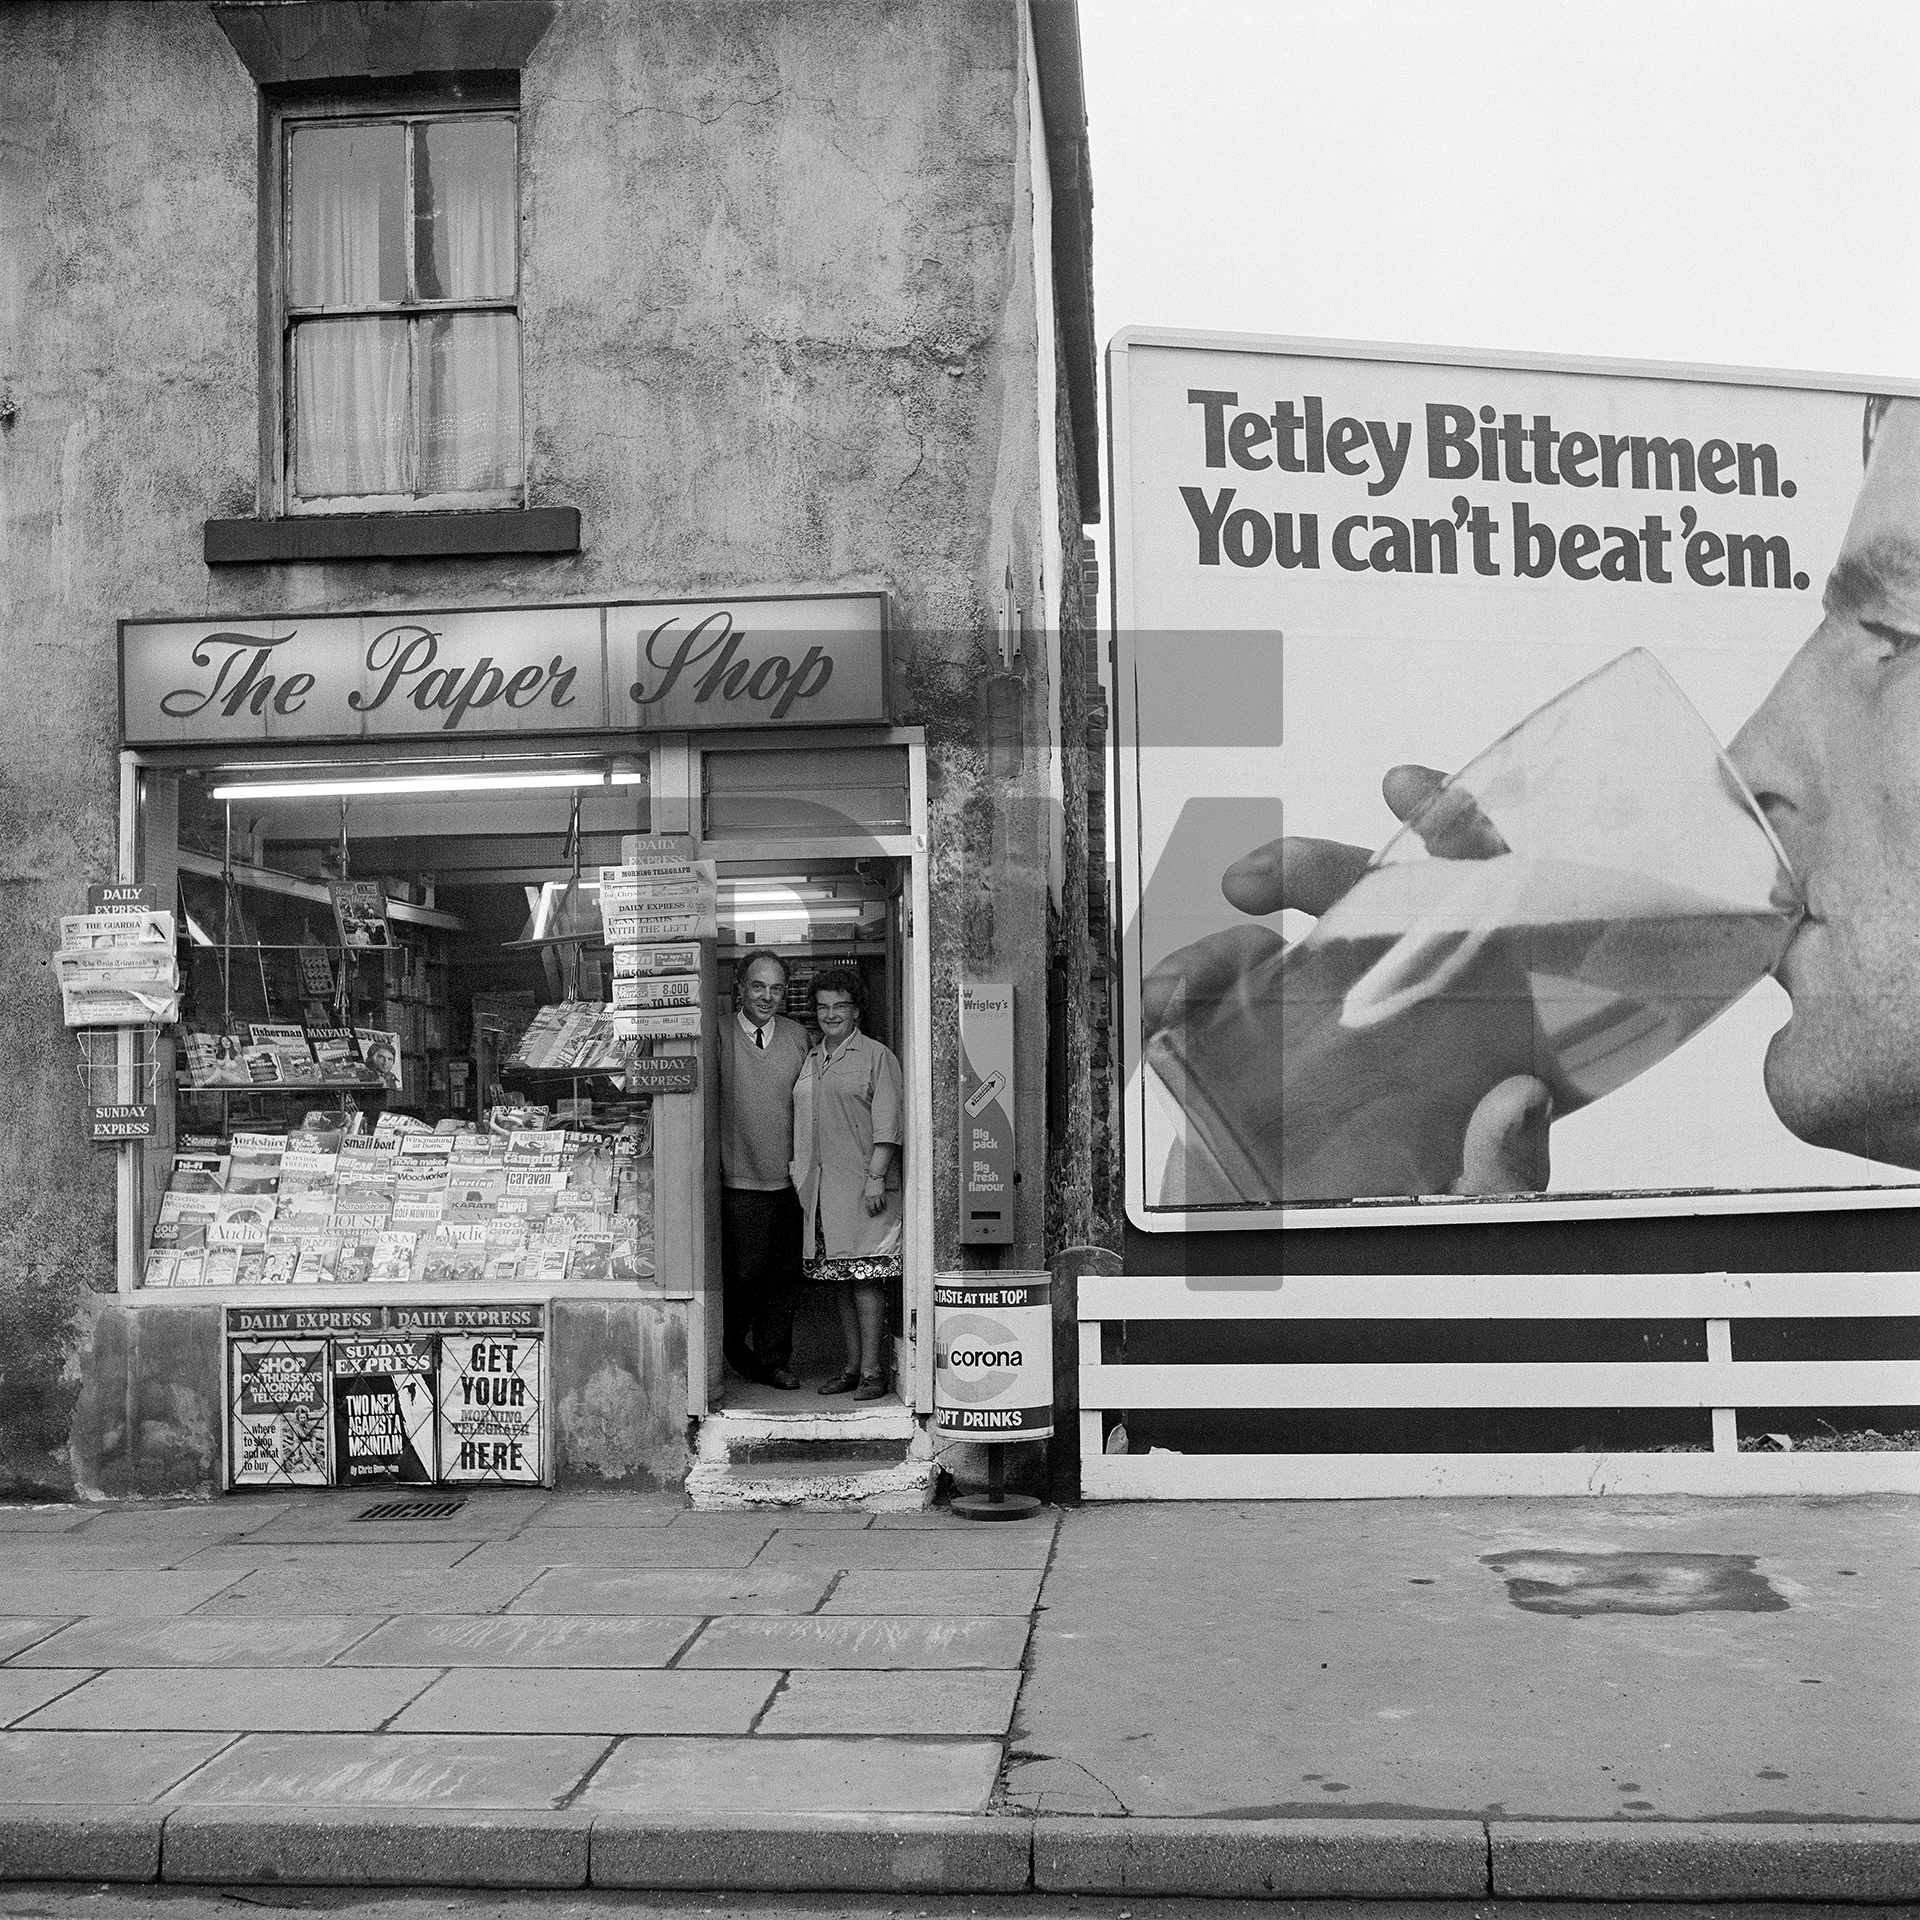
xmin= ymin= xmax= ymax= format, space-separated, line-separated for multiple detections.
xmin=1034 ymin=1816 xmax=1491 ymax=1898
xmin=161 ymin=1805 xmax=590 ymax=1888
xmin=590 ymin=1812 xmax=1031 ymax=1891
xmin=0 ymin=1808 xmax=162 ymax=1882
xmin=1491 ymin=1820 xmax=1920 ymax=1902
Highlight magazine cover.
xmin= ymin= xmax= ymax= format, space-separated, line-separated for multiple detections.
xmin=328 ymin=879 xmax=392 ymax=951
xmin=226 ymin=1132 xmax=287 ymax=1195
xmin=168 ymin=1150 xmax=230 ymax=1195
xmin=181 ymin=1029 xmax=253 ymax=1089
xmin=249 ymin=1022 xmax=318 ymax=1084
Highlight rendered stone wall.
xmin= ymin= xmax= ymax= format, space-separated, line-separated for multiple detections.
xmin=0 ymin=0 xmax=1077 ymax=1495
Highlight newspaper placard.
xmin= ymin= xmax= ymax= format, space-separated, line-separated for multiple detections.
xmin=332 ymin=1335 xmax=437 ymax=1484
xmin=438 ymin=1330 xmax=544 ymax=1484
xmin=229 ymin=1338 xmax=331 ymax=1487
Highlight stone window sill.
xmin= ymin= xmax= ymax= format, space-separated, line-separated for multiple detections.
xmin=204 ymin=507 xmax=581 ymax=566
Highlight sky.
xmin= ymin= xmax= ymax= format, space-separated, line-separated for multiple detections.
xmin=1079 ymin=0 xmax=1920 ymax=385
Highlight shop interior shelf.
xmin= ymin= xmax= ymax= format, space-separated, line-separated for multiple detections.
xmin=175 ymin=847 xmax=467 ymax=932
xmin=179 ymin=1082 xmax=390 ymax=1097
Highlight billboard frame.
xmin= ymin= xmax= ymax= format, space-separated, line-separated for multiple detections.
xmin=1107 ymin=328 xmax=1920 ymax=1234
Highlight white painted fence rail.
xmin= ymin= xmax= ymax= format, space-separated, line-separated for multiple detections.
xmin=1078 ymin=1271 xmax=1920 ymax=1500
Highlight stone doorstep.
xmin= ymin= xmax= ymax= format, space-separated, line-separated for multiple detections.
xmin=689 ymin=1407 xmax=934 ymax=1511
xmin=684 ymin=1457 xmax=935 ymax=1514
xmin=695 ymin=1404 xmax=919 ymax=1454
xmin=3 ymin=1811 xmax=1920 ymax=1897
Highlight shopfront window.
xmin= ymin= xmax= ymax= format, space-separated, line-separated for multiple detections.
xmin=285 ymin=111 xmax=522 ymax=509
xmin=139 ymin=756 xmax=656 ymax=1290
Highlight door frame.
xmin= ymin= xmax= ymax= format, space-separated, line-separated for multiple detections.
xmin=683 ymin=727 xmax=932 ymax=1415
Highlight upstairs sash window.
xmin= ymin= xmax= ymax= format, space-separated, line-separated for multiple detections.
xmin=286 ymin=113 xmax=522 ymax=508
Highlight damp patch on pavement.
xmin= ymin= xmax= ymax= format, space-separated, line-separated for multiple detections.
xmin=1482 ymin=1548 xmax=1789 ymax=1617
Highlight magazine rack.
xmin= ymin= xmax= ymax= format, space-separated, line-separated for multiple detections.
xmin=74 ymin=1024 xmax=164 ymax=1109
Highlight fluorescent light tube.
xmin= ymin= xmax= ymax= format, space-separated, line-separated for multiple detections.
xmin=209 ymin=769 xmax=642 ymax=800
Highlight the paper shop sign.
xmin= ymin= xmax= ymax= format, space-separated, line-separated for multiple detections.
xmin=121 ymin=593 xmax=889 ymax=747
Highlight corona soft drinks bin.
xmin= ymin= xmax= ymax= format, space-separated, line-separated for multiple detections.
xmin=934 ymin=1271 xmax=1052 ymax=1519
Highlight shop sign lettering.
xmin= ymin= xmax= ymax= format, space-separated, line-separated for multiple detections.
xmin=120 ymin=595 xmax=888 ymax=746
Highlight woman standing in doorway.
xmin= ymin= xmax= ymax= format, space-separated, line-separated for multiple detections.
xmin=791 ymin=967 xmax=904 ymax=1400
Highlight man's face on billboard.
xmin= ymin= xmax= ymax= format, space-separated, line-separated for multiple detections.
xmin=1730 ymin=400 xmax=1920 ymax=1165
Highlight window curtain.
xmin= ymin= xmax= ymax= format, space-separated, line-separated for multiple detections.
xmin=417 ymin=121 xmax=520 ymax=494
xmin=420 ymin=314 xmax=523 ymax=494
xmin=289 ymin=124 xmax=408 ymax=499
xmin=294 ymin=319 xmax=410 ymax=498
xmin=288 ymin=118 xmax=519 ymax=502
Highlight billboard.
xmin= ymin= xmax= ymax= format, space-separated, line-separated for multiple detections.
xmin=1110 ymin=332 xmax=1920 ymax=1230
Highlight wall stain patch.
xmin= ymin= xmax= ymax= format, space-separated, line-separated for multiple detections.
xmin=1482 ymin=1548 xmax=1788 ymax=1617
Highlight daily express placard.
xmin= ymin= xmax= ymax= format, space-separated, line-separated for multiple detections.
xmin=1109 ymin=330 xmax=1920 ymax=1230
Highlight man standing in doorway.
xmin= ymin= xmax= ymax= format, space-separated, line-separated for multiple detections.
xmin=720 ymin=951 xmax=812 ymax=1387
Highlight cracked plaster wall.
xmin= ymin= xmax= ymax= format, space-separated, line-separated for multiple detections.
xmin=1 ymin=0 xmax=1079 ymax=1494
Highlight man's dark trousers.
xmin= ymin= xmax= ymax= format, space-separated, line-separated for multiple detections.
xmin=722 ymin=1185 xmax=803 ymax=1378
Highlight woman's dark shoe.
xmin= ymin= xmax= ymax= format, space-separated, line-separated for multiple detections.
xmin=818 ymin=1369 xmax=862 ymax=1395
xmin=853 ymin=1372 xmax=890 ymax=1401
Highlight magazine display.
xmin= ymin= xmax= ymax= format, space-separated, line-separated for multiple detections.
xmin=141 ymin=1112 xmax=655 ymax=1288
xmin=178 ymin=1021 xmax=402 ymax=1091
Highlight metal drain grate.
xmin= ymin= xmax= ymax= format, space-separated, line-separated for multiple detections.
xmin=353 ymin=1498 xmax=467 ymax=1522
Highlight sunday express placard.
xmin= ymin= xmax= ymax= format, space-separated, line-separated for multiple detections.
xmin=332 ymin=1334 xmax=437 ymax=1484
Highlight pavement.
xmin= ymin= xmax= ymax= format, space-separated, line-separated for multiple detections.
xmin=0 ymin=1489 xmax=1915 ymax=1900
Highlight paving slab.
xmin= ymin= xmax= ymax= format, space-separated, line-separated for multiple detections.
xmin=240 ymin=1497 xmax=552 ymax=1547
xmin=161 ymin=1805 xmax=591 ymax=1888
xmin=681 ymin=1613 xmax=1029 ymax=1669
xmin=0 ymin=1618 xmax=70 ymax=1661
xmin=509 ymin=1567 xmax=833 ymax=1615
xmin=0 ymin=1729 xmax=235 ymax=1805
xmin=0 ymin=1573 xmax=244 ymax=1617
xmin=77 ymin=1503 xmax=290 ymax=1539
xmin=1010 ymin=1497 xmax=1920 ymax=1821
xmin=0 ymin=1542 xmax=203 ymax=1571
xmin=589 ymin=1811 xmax=1030 ymax=1891
xmin=166 ymin=1731 xmax=609 ymax=1809
xmin=176 ymin=1541 xmax=483 ymax=1572
xmin=12 ymin=1615 xmax=379 ymax=1668
xmin=505 ymin=1499 xmax=681 ymax=1530
xmin=824 ymin=1569 xmax=1045 ymax=1614
xmin=0 ymin=1806 xmax=162 ymax=1882
xmin=189 ymin=1566 xmax=541 ymax=1616
xmin=868 ymin=1511 xmax=1005 ymax=1529
xmin=339 ymin=1612 xmax=699 ymax=1667
xmin=389 ymin=1666 xmax=778 ymax=1734
xmin=575 ymin=1735 xmax=1004 ymax=1814
xmin=461 ymin=1534 xmax=767 ymax=1569
xmin=756 ymin=1669 xmax=1021 ymax=1735
xmin=0 ymin=1672 xmax=94 ymax=1727
xmin=21 ymin=1666 xmax=438 ymax=1733
xmin=1490 ymin=1819 xmax=1920 ymax=1902
xmin=0 ymin=1507 xmax=99 ymax=1534
xmin=1034 ymin=1814 xmax=1491 ymax=1897
xmin=758 ymin=1528 xmax=1056 ymax=1570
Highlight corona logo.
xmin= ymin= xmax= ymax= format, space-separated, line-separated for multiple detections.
xmin=935 ymin=1312 xmax=1023 ymax=1404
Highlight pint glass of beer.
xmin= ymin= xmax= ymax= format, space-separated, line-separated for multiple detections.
xmin=1147 ymin=649 xmax=1802 ymax=1205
